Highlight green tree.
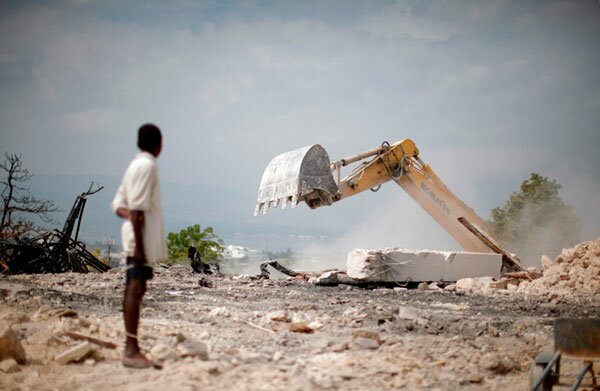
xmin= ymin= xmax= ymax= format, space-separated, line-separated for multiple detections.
xmin=167 ymin=224 xmax=224 ymax=263
xmin=489 ymin=173 xmax=580 ymax=263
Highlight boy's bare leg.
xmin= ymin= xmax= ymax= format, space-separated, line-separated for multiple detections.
xmin=123 ymin=277 xmax=149 ymax=363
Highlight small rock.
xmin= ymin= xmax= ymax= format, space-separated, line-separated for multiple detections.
xmin=266 ymin=310 xmax=291 ymax=323
xmin=84 ymin=358 xmax=96 ymax=366
xmin=350 ymin=337 xmax=379 ymax=350
xmin=291 ymin=313 xmax=309 ymax=324
xmin=54 ymin=342 xmax=93 ymax=364
xmin=483 ymin=355 xmax=512 ymax=374
xmin=539 ymin=302 xmax=557 ymax=312
xmin=488 ymin=325 xmax=500 ymax=337
xmin=468 ymin=374 xmax=483 ymax=383
xmin=417 ymin=282 xmax=429 ymax=291
xmin=209 ymin=307 xmax=231 ymax=317
xmin=416 ymin=318 xmax=429 ymax=327
xmin=428 ymin=282 xmax=441 ymax=291
xmin=272 ymin=351 xmax=284 ymax=361
xmin=397 ymin=306 xmax=420 ymax=321
xmin=0 ymin=358 xmax=20 ymax=373
xmin=330 ymin=342 xmax=348 ymax=352
xmin=0 ymin=325 xmax=26 ymax=364
xmin=444 ymin=284 xmax=456 ymax=292
xmin=352 ymin=330 xmax=382 ymax=344
xmin=289 ymin=322 xmax=314 ymax=334
xmin=150 ymin=342 xmax=179 ymax=362
xmin=456 ymin=278 xmax=475 ymax=291
xmin=178 ymin=338 xmax=209 ymax=360
xmin=198 ymin=278 xmax=213 ymax=288
xmin=166 ymin=332 xmax=187 ymax=344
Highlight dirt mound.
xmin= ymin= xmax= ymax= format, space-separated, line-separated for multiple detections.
xmin=518 ymin=238 xmax=600 ymax=297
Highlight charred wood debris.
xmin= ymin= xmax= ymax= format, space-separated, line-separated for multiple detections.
xmin=0 ymin=183 xmax=110 ymax=275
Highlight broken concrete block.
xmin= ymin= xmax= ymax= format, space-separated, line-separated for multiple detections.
xmin=0 ymin=358 xmax=20 ymax=373
xmin=54 ymin=341 xmax=92 ymax=364
xmin=0 ymin=325 xmax=26 ymax=364
xmin=312 ymin=270 xmax=361 ymax=286
xmin=347 ymin=248 xmax=502 ymax=282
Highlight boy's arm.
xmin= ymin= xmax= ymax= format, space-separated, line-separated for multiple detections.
xmin=116 ymin=207 xmax=130 ymax=219
xmin=130 ymin=210 xmax=146 ymax=264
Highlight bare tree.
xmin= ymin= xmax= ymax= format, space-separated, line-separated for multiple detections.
xmin=0 ymin=153 xmax=59 ymax=238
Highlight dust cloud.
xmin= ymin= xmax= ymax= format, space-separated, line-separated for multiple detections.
xmin=508 ymin=172 xmax=600 ymax=268
xmin=294 ymin=188 xmax=459 ymax=271
xmin=500 ymin=201 xmax=580 ymax=268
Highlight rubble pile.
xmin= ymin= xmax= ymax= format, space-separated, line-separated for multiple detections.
xmin=1 ymin=250 xmax=598 ymax=389
xmin=517 ymin=238 xmax=600 ymax=297
xmin=453 ymin=238 xmax=600 ymax=297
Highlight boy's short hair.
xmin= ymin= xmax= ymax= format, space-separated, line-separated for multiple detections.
xmin=137 ymin=123 xmax=162 ymax=152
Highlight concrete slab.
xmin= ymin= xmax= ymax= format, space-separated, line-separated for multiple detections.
xmin=54 ymin=341 xmax=92 ymax=364
xmin=346 ymin=248 xmax=502 ymax=282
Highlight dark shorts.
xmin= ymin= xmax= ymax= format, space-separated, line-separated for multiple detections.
xmin=126 ymin=257 xmax=154 ymax=284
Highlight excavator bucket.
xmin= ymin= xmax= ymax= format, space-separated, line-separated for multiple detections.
xmin=255 ymin=144 xmax=339 ymax=216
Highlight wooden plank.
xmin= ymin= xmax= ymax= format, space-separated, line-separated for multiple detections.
xmin=62 ymin=331 xmax=119 ymax=349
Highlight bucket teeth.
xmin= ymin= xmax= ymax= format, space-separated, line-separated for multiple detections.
xmin=255 ymin=144 xmax=339 ymax=215
xmin=262 ymin=202 xmax=270 ymax=215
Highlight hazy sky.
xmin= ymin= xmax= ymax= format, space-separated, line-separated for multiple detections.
xmin=1 ymin=0 xmax=599 ymax=254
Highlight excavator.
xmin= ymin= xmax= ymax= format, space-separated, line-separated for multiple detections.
xmin=254 ymin=139 xmax=524 ymax=273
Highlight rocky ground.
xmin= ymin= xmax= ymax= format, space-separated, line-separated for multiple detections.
xmin=1 ymin=258 xmax=598 ymax=391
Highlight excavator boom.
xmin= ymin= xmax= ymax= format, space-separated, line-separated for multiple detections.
xmin=255 ymin=139 xmax=524 ymax=271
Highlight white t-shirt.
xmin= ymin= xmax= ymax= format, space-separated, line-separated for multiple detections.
xmin=111 ymin=151 xmax=167 ymax=265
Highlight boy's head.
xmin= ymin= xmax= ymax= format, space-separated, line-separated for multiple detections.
xmin=137 ymin=123 xmax=162 ymax=157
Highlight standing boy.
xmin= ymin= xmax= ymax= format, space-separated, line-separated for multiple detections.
xmin=112 ymin=123 xmax=166 ymax=368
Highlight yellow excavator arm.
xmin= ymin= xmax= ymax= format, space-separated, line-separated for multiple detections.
xmin=255 ymin=139 xmax=524 ymax=272
xmin=330 ymin=139 xmax=493 ymax=253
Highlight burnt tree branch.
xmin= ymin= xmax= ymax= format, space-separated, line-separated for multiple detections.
xmin=0 ymin=153 xmax=60 ymax=238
